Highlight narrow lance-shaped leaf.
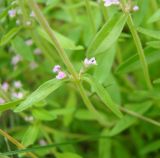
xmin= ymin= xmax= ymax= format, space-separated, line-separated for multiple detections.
xmin=0 ymin=27 xmax=22 ymax=46
xmin=108 ymin=101 xmax=152 ymax=136
xmin=83 ymin=75 xmax=123 ymax=118
xmin=22 ymin=125 xmax=39 ymax=147
xmin=137 ymin=27 xmax=160 ymax=40
xmin=87 ymin=13 xmax=127 ymax=56
xmin=116 ymin=50 xmax=160 ymax=74
xmin=38 ymin=27 xmax=83 ymax=50
xmin=14 ymin=78 xmax=68 ymax=112
xmin=147 ymin=9 xmax=160 ymax=24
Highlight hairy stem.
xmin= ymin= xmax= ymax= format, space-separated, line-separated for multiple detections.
xmin=126 ymin=15 xmax=152 ymax=89
xmin=28 ymin=0 xmax=107 ymax=126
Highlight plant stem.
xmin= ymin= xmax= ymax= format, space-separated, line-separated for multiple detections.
xmin=28 ymin=0 xmax=107 ymax=126
xmin=0 ymin=128 xmax=38 ymax=158
xmin=120 ymin=107 xmax=160 ymax=127
xmin=120 ymin=1 xmax=152 ymax=89
xmin=85 ymin=0 xmax=96 ymax=34
xmin=126 ymin=15 xmax=152 ymax=90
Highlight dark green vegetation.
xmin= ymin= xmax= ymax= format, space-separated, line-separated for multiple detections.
xmin=0 ymin=0 xmax=160 ymax=158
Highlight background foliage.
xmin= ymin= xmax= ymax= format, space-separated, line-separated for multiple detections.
xmin=0 ymin=0 xmax=160 ymax=158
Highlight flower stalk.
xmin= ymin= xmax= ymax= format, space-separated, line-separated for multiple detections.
xmin=28 ymin=0 xmax=107 ymax=126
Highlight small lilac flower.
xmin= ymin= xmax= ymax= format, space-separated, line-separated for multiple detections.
xmin=1 ymin=82 xmax=9 ymax=92
xmin=12 ymin=92 xmax=23 ymax=99
xmin=25 ymin=39 xmax=33 ymax=46
xmin=14 ymin=81 xmax=22 ymax=89
xmin=0 ymin=98 xmax=5 ymax=104
xmin=84 ymin=57 xmax=97 ymax=67
xmin=29 ymin=61 xmax=38 ymax=70
xmin=133 ymin=5 xmax=139 ymax=11
xmin=34 ymin=48 xmax=42 ymax=55
xmin=39 ymin=139 xmax=47 ymax=146
xmin=56 ymin=71 xmax=66 ymax=80
xmin=11 ymin=55 xmax=22 ymax=65
xmin=8 ymin=9 xmax=16 ymax=18
xmin=53 ymin=65 xmax=61 ymax=73
xmin=30 ymin=11 xmax=35 ymax=17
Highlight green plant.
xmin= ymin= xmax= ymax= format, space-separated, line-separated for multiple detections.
xmin=0 ymin=0 xmax=160 ymax=157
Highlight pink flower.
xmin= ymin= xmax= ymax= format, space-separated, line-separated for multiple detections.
xmin=30 ymin=11 xmax=35 ymax=17
xmin=25 ymin=39 xmax=33 ymax=46
xmin=133 ymin=5 xmax=139 ymax=11
xmin=34 ymin=48 xmax=42 ymax=55
xmin=14 ymin=81 xmax=22 ymax=89
xmin=11 ymin=55 xmax=22 ymax=65
xmin=53 ymin=65 xmax=61 ymax=73
xmin=56 ymin=71 xmax=66 ymax=80
xmin=8 ymin=9 xmax=16 ymax=18
xmin=1 ymin=82 xmax=9 ymax=92
xmin=12 ymin=92 xmax=23 ymax=99
xmin=0 ymin=98 xmax=5 ymax=104
xmin=84 ymin=57 xmax=97 ymax=67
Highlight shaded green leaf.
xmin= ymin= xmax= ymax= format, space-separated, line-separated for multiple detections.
xmin=137 ymin=27 xmax=160 ymax=40
xmin=83 ymin=75 xmax=123 ymax=118
xmin=56 ymin=152 xmax=83 ymax=158
xmin=22 ymin=125 xmax=39 ymax=147
xmin=108 ymin=101 xmax=152 ymax=136
xmin=0 ymin=27 xmax=22 ymax=46
xmin=87 ymin=13 xmax=127 ymax=56
xmin=12 ymin=36 xmax=34 ymax=61
xmin=116 ymin=50 xmax=160 ymax=74
xmin=14 ymin=79 xmax=67 ymax=112
xmin=147 ymin=9 xmax=160 ymax=23
xmin=38 ymin=27 xmax=83 ymax=50
xmin=32 ymin=109 xmax=57 ymax=121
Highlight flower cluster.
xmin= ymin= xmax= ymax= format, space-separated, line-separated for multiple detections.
xmin=0 ymin=80 xmax=24 ymax=105
xmin=103 ymin=0 xmax=139 ymax=12
xmin=104 ymin=0 xmax=120 ymax=7
xmin=53 ymin=65 xmax=66 ymax=80
xmin=8 ymin=4 xmax=35 ymax=26
xmin=84 ymin=57 xmax=97 ymax=67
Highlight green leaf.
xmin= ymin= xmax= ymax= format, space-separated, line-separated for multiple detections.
xmin=38 ymin=27 xmax=83 ymax=50
xmin=108 ymin=101 xmax=152 ymax=136
xmin=32 ymin=109 xmax=57 ymax=121
xmin=140 ymin=140 xmax=160 ymax=155
xmin=0 ymin=99 xmax=23 ymax=112
xmin=146 ymin=41 xmax=160 ymax=49
xmin=75 ymin=109 xmax=96 ymax=120
xmin=83 ymin=75 xmax=123 ymax=118
xmin=94 ymin=46 xmax=116 ymax=83
xmin=147 ymin=9 xmax=160 ymax=23
xmin=116 ymin=50 xmax=160 ymax=74
xmin=99 ymin=129 xmax=112 ymax=158
xmin=56 ymin=152 xmax=83 ymax=158
xmin=137 ymin=27 xmax=160 ymax=40
xmin=87 ymin=13 xmax=127 ymax=56
xmin=153 ymin=78 xmax=160 ymax=84
xmin=0 ymin=27 xmax=22 ymax=46
xmin=22 ymin=125 xmax=39 ymax=147
xmin=12 ymin=36 xmax=34 ymax=61
xmin=14 ymin=78 xmax=67 ymax=112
